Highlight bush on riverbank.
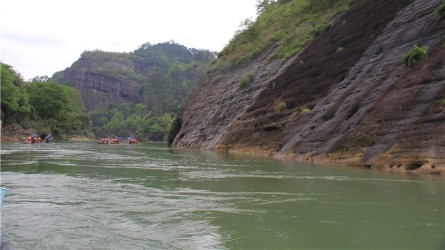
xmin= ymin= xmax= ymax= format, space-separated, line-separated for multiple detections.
xmin=1 ymin=63 xmax=90 ymax=138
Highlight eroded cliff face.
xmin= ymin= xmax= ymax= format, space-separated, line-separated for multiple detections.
xmin=59 ymin=65 xmax=143 ymax=111
xmin=171 ymin=0 xmax=445 ymax=174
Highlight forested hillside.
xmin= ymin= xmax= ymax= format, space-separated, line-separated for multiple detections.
xmin=52 ymin=42 xmax=216 ymax=140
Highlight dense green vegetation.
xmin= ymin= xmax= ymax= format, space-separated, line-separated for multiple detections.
xmin=26 ymin=81 xmax=86 ymax=136
xmin=1 ymin=63 xmax=30 ymax=124
xmin=89 ymin=103 xmax=174 ymax=141
xmin=1 ymin=63 xmax=87 ymax=138
xmin=131 ymin=42 xmax=215 ymax=113
xmin=401 ymin=44 xmax=428 ymax=67
xmin=213 ymin=0 xmax=355 ymax=70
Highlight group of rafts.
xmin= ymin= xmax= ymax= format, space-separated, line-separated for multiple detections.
xmin=98 ymin=136 xmax=138 ymax=144
xmin=24 ymin=132 xmax=137 ymax=144
xmin=24 ymin=132 xmax=52 ymax=144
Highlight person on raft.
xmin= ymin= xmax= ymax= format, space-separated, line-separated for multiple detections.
xmin=31 ymin=131 xmax=39 ymax=143
xmin=43 ymin=134 xmax=52 ymax=143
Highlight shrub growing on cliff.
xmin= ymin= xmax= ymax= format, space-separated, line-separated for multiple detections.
xmin=435 ymin=4 xmax=445 ymax=19
xmin=401 ymin=45 xmax=428 ymax=67
xmin=276 ymin=101 xmax=288 ymax=111
xmin=239 ymin=73 xmax=255 ymax=89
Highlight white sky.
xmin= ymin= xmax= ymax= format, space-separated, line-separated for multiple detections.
xmin=1 ymin=0 xmax=258 ymax=80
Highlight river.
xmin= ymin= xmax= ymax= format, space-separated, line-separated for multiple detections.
xmin=1 ymin=141 xmax=444 ymax=249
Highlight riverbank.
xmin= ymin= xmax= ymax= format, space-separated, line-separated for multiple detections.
xmin=306 ymin=151 xmax=445 ymax=176
xmin=0 ymin=127 xmax=94 ymax=143
xmin=215 ymin=144 xmax=445 ymax=176
xmin=0 ymin=126 xmax=29 ymax=142
xmin=3 ymin=125 xmax=442 ymax=176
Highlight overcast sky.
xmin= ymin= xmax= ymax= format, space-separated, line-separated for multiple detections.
xmin=1 ymin=0 xmax=258 ymax=80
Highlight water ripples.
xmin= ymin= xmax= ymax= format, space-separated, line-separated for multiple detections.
xmin=1 ymin=142 xmax=444 ymax=249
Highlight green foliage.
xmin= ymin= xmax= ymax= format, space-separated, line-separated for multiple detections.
xmin=435 ymin=3 xmax=445 ymax=19
xmin=89 ymin=103 xmax=175 ymax=141
xmin=1 ymin=63 xmax=21 ymax=113
xmin=401 ymin=45 xmax=428 ymax=67
xmin=1 ymin=63 xmax=31 ymax=124
xmin=27 ymin=81 xmax=84 ymax=135
xmin=304 ymin=0 xmax=343 ymax=12
xmin=312 ymin=22 xmax=331 ymax=37
xmin=239 ymin=73 xmax=255 ymax=89
xmin=216 ymin=0 xmax=355 ymax=70
xmin=1 ymin=63 xmax=87 ymax=137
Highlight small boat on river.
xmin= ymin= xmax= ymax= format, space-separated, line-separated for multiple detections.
xmin=24 ymin=132 xmax=52 ymax=144
xmin=24 ymin=136 xmax=41 ymax=144
xmin=98 ymin=137 xmax=121 ymax=144
xmin=128 ymin=137 xmax=137 ymax=144
xmin=97 ymin=138 xmax=108 ymax=144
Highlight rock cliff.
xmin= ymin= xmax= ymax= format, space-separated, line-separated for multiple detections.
xmin=55 ymin=61 xmax=143 ymax=111
xmin=170 ymin=0 xmax=445 ymax=174
xmin=52 ymin=42 xmax=215 ymax=112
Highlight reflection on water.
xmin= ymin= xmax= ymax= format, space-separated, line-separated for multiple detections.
xmin=1 ymin=142 xmax=444 ymax=249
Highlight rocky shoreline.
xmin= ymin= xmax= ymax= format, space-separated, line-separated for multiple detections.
xmin=211 ymin=144 xmax=445 ymax=176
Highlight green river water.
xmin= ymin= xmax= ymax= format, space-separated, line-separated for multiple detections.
xmin=1 ymin=141 xmax=444 ymax=249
